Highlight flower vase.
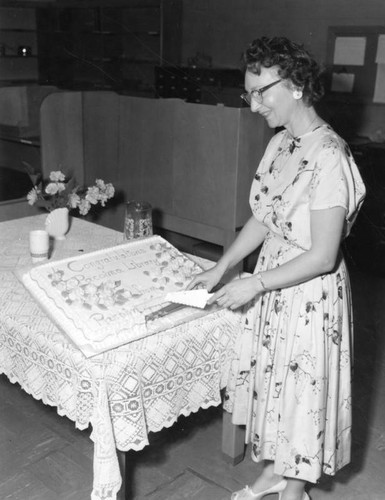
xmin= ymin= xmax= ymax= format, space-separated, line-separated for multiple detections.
xmin=45 ymin=207 xmax=70 ymax=240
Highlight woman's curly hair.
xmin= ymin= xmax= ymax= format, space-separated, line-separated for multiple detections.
xmin=243 ymin=36 xmax=324 ymax=105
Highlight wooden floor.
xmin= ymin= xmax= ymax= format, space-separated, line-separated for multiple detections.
xmin=0 ymin=376 xmax=94 ymax=500
xmin=1 ymin=267 xmax=385 ymax=500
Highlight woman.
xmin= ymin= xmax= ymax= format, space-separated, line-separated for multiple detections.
xmin=188 ymin=37 xmax=365 ymax=500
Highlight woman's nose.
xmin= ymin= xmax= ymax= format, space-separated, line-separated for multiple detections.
xmin=250 ymin=100 xmax=261 ymax=113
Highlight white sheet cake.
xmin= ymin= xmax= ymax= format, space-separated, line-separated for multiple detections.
xmin=21 ymin=235 xmax=211 ymax=357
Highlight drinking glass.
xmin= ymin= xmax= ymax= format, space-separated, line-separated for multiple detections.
xmin=29 ymin=230 xmax=49 ymax=263
xmin=124 ymin=201 xmax=153 ymax=240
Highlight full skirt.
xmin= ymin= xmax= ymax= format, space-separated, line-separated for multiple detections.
xmin=223 ymin=232 xmax=352 ymax=483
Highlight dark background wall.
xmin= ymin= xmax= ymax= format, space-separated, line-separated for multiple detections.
xmin=179 ymin=0 xmax=385 ymax=141
xmin=1 ymin=0 xmax=384 ymax=139
xmin=181 ymin=0 xmax=385 ymax=68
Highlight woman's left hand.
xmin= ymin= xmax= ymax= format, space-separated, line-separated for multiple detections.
xmin=207 ymin=276 xmax=262 ymax=310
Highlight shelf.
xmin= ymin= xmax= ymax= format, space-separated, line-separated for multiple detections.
xmin=0 ymin=28 xmax=36 ymax=33
xmin=39 ymin=30 xmax=161 ymax=37
xmin=0 ymin=133 xmax=40 ymax=146
xmin=0 ymin=55 xmax=37 ymax=59
xmin=35 ymin=1 xmax=181 ymax=91
xmin=0 ymin=79 xmax=39 ymax=85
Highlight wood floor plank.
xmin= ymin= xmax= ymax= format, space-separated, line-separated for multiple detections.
xmin=145 ymin=469 xmax=230 ymax=500
xmin=0 ymin=469 xmax=56 ymax=500
xmin=0 ymin=375 xmax=94 ymax=499
xmin=27 ymin=449 xmax=93 ymax=495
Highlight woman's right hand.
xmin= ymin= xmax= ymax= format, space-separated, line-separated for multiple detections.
xmin=186 ymin=265 xmax=224 ymax=293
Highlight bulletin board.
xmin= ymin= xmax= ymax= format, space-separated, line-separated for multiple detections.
xmin=326 ymin=26 xmax=385 ymax=103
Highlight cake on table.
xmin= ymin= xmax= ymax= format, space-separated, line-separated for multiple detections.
xmin=21 ymin=235 xmax=215 ymax=357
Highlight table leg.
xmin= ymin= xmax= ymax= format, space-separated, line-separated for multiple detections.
xmin=222 ymin=410 xmax=245 ymax=465
xmin=116 ymin=450 xmax=127 ymax=500
xmin=117 ymin=450 xmax=137 ymax=500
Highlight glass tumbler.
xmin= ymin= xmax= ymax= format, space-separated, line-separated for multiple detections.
xmin=124 ymin=201 xmax=153 ymax=240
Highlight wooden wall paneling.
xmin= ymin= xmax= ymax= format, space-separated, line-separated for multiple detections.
xmin=118 ymin=95 xmax=178 ymax=214
xmin=235 ymin=111 xmax=274 ymax=228
xmin=116 ymin=97 xmax=272 ymax=248
xmin=117 ymin=96 xmax=149 ymax=201
xmin=82 ymin=91 xmax=120 ymax=185
xmin=81 ymin=91 xmax=124 ymax=231
xmin=171 ymin=102 xmax=273 ymax=244
xmin=40 ymin=91 xmax=84 ymax=184
xmin=139 ymin=98 xmax=179 ymax=212
xmin=80 ymin=91 xmax=128 ymax=231
xmin=38 ymin=92 xmax=272 ymax=244
xmin=172 ymin=102 xmax=241 ymax=230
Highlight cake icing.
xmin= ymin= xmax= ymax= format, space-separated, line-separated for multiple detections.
xmin=21 ymin=235 xmax=206 ymax=357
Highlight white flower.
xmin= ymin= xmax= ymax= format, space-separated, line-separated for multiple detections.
xmin=49 ymin=171 xmax=66 ymax=182
xmin=105 ymin=183 xmax=115 ymax=198
xmin=45 ymin=182 xmax=65 ymax=195
xmin=78 ymin=198 xmax=92 ymax=215
xmin=85 ymin=186 xmax=100 ymax=205
xmin=68 ymin=192 xmax=81 ymax=209
xmin=97 ymin=192 xmax=109 ymax=207
xmin=27 ymin=187 xmax=39 ymax=205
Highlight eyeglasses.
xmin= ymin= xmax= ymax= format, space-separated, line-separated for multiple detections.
xmin=240 ymin=79 xmax=282 ymax=105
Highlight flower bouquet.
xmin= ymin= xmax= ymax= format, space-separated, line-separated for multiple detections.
xmin=26 ymin=167 xmax=115 ymax=239
xmin=26 ymin=170 xmax=115 ymax=216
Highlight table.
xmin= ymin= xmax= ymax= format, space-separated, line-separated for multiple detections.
xmin=0 ymin=215 xmax=243 ymax=500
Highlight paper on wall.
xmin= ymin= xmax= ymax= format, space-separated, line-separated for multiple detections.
xmin=333 ymin=37 xmax=366 ymax=66
xmin=376 ymin=35 xmax=385 ymax=64
xmin=373 ymin=63 xmax=385 ymax=103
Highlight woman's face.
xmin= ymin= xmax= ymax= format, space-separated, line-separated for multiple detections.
xmin=244 ymin=66 xmax=296 ymax=130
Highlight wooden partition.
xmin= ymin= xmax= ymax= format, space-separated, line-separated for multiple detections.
xmin=0 ymin=198 xmax=40 ymax=222
xmin=40 ymin=92 xmax=85 ymax=185
xmin=40 ymin=92 xmax=273 ymax=249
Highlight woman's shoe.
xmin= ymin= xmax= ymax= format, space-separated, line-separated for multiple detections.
xmin=231 ymin=479 xmax=287 ymax=500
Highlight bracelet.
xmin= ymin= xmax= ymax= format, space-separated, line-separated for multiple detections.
xmin=255 ymin=272 xmax=268 ymax=292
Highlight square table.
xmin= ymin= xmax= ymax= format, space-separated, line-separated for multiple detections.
xmin=0 ymin=215 xmax=243 ymax=500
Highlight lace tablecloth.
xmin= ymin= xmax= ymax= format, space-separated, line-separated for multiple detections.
xmin=0 ymin=215 xmax=242 ymax=500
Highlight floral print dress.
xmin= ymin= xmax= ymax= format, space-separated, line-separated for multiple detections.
xmin=223 ymin=124 xmax=366 ymax=483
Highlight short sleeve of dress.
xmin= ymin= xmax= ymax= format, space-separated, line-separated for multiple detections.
xmin=309 ymin=147 xmax=348 ymax=211
xmin=309 ymin=138 xmax=366 ymax=236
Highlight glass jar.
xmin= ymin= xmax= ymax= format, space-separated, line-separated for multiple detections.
xmin=124 ymin=201 xmax=153 ymax=240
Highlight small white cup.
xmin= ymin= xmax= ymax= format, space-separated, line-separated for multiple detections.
xmin=29 ymin=230 xmax=49 ymax=264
